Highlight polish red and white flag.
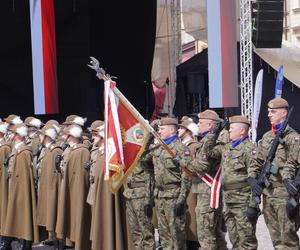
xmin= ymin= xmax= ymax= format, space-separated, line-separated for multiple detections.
xmin=104 ymin=80 xmax=150 ymax=193
xmin=29 ymin=0 xmax=59 ymax=114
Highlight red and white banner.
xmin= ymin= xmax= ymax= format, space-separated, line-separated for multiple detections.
xmin=207 ymin=0 xmax=238 ymax=108
xmin=201 ymin=167 xmax=222 ymax=209
xmin=104 ymin=80 xmax=150 ymax=193
xmin=29 ymin=0 xmax=59 ymax=114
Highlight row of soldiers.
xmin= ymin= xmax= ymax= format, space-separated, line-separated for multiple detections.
xmin=0 ymin=114 xmax=131 ymax=250
xmin=0 ymin=96 xmax=299 ymax=250
xmin=124 ymin=97 xmax=300 ymax=250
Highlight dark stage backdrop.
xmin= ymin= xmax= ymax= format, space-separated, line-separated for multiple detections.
xmin=175 ymin=47 xmax=300 ymax=141
xmin=0 ymin=0 xmax=156 ymax=125
xmin=253 ymin=53 xmax=300 ymax=139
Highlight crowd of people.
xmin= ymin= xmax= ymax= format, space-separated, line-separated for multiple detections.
xmin=0 ymin=97 xmax=299 ymax=250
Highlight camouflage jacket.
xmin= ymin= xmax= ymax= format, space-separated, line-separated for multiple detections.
xmin=187 ymin=132 xmax=221 ymax=193
xmin=209 ymin=138 xmax=256 ymax=189
xmin=123 ymin=160 xmax=154 ymax=201
xmin=285 ymin=130 xmax=300 ymax=178
xmin=142 ymin=139 xmax=191 ymax=203
xmin=249 ymin=125 xmax=299 ymax=182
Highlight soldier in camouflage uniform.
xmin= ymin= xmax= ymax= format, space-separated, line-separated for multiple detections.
xmin=178 ymin=118 xmax=200 ymax=250
xmin=198 ymin=115 xmax=258 ymax=249
xmin=248 ymin=98 xmax=300 ymax=249
xmin=123 ymin=159 xmax=155 ymax=250
xmin=141 ymin=117 xmax=191 ymax=250
xmin=187 ymin=110 xmax=227 ymax=250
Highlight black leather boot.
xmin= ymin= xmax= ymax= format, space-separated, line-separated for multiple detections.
xmin=53 ymin=240 xmax=59 ymax=250
xmin=58 ymin=240 xmax=65 ymax=250
xmin=0 ymin=237 xmax=13 ymax=250
xmin=17 ymin=239 xmax=32 ymax=250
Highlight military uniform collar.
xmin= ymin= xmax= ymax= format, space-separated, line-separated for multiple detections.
xmin=182 ymin=137 xmax=192 ymax=145
xmin=14 ymin=141 xmax=24 ymax=150
xmin=230 ymin=136 xmax=249 ymax=150
xmin=71 ymin=143 xmax=78 ymax=149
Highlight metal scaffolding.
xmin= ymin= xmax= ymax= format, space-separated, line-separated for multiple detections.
xmin=239 ymin=0 xmax=253 ymax=120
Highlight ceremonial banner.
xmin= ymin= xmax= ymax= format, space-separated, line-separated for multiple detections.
xmin=104 ymin=80 xmax=150 ymax=193
xmin=275 ymin=65 xmax=284 ymax=98
xmin=207 ymin=0 xmax=238 ymax=108
xmin=252 ymin=69 xmax=264 ymax=143
xmin=29 ymin=0 xmax=59 ymax=114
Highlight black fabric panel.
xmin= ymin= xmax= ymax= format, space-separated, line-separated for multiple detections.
xmin=0 ymin=0 xmax=156 ymax=126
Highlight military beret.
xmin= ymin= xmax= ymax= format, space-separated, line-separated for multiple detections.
xmin=229 ymin=115 xmax=250 ymax=126
xmin=159 ymin=117 xmax=178 ymax=126
xmin=268 ymin=98 xmax=289 ymax=109
xmin=198 ymin=110 xmax=220 ymax=121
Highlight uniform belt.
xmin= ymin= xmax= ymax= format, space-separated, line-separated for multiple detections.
xmin=127 ymin=182 xmax=145 ymax=189
xmin=222 ymin=182 xmax=248 ymax=191
xmin=271 ymin=181 xmax=283 ymax=188
xmin=157 ymin=183 xmax=180 ymax=191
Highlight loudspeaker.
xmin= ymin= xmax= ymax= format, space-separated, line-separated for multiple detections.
xmin=187 ymin=73 xmax=205 ymax=94
xmin=252 ymin=0 xmax=284 ymax=48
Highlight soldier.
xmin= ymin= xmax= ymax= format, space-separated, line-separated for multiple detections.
xmin=123 ymin=159 xmax=155 ymax=250
xmin=24 ymin=116 xmax=43 ymax=151
xmin=0 ymin=122 xmax=11 ymax=243
xmin=45 ymin=120 xmax=61 ymax=135
xmin=55 ymin=124 xmax=91 ymax=250
xmin=2 ymin=123 xmax=39 ymax=249
xmin=3 ymin=115 xmax=23 ymax=142
xmin=187 ymin=110 xmax=227 ymax=250
xmin=141 ymin=117 xmax=191 ymax=250
xmin=248 ymin=98 xmax=300 ymax=249
xmin=36 ymin=124 xmax=63 ymax=248
xmin=24 ymin=117 xmax=43 ymax=190
xmin=89 ymin=122 xmax=132 ymax=250
xmin=86 ymin=120 xmax=104 ymax=206
xmin=62 ymin=115 xmax=91 ymax=148
xmin=178 ymin=119 xmax=200 ymax=250
xmin=199 ymin=115 xmax=258 ymax=249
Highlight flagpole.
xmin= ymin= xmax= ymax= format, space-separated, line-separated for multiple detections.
xmin=88 ymin=58 xmax=193 ymax=177
xmin=111 ymin=85 xmax=193 ymax=178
